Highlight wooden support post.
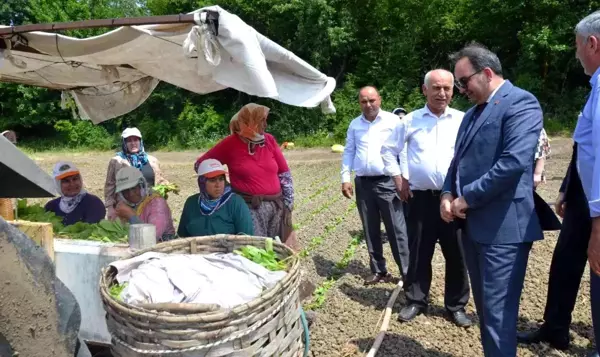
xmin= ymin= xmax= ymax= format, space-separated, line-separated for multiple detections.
xmin=9 ymin=221 xmax=54 ymax=261
xmin=128 ymin=224 xmax=156 ymax=250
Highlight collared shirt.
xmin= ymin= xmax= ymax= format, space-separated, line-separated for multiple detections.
xmin=397 ymin=105 xmax=464 ymax=191
xmin=341 ymin=110 xmax=401 ymax=183
xmin=574 ymin=66 xmax=600 ymax=217
xmin=455 ymin=80 xmax=506 ymax=197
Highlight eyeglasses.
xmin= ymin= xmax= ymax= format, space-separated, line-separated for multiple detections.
xmin=455 ymin=69 xmax=483 ymax=90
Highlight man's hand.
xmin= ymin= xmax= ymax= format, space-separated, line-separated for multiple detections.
xmin=115 ymin=201 xmax=136 ymax=220
xmin=589 ymin=220 xmax=600 ymax=276
xmin=440 ymin=193 xmax=455 ymax=223
xmin=555 ymin=192 xmax=566 ymax=218
xmin=451 ymin=196 xmax=469 ymax=219
xmin=342 ymin=183 xmax=354 ymax=199
xmin=393 ymin=175 xmax=412 ymax=201
xmin=533 ymin=173 xmax=544 ymax=189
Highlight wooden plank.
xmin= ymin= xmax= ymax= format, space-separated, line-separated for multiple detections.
xmin=0 ymin=14 xmax=197 ymax=35
xmin=8 ymin=220 xmax=54 ymax=261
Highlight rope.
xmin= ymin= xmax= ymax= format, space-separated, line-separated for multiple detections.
xmin=2 ymin=38 xmax=27 ymax=69
xmin=182 ymin=13 xmax=220 ymax=76
xmin=112 ymin=279 xmax=301 ymax=354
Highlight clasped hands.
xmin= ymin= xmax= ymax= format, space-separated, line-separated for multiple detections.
xmin=440 ymin=193 xmax=468 ymax=223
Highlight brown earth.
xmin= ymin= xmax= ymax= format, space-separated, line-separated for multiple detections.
xmin=27 ymin=136 xmax=594 ymax=356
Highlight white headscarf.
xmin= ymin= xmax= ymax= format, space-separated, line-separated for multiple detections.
xmin=52 ymin=161 xmax=87 ymax=214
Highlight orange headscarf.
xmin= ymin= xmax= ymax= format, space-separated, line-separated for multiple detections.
xmin=229 ymin=103 xmax=270 ymax=142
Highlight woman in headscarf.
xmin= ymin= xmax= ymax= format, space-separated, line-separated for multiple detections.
xmin=193 ymin=103 xmax=297 ymax=250
xmin=45 ymin=161 xmax=106 ymax=225
xmin=178 ymin=159 xmax=253 ymax=237
xmin=113 ymin=166 xmax=176 ymax=242
xmin=104 ymin=127 xmax=168 ymax=220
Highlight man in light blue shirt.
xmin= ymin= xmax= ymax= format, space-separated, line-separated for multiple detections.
xmin=573 ymin=10 xmax=600 ymax=357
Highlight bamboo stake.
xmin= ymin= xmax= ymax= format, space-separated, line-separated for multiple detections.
xmin=364 ymin=281 xmax=403 ymax=357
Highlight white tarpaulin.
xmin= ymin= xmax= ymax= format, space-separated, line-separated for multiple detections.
xmin=0 ymin=6 xmax=336 ymax=123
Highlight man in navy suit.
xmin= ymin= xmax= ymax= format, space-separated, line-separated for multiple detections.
xmin=441 ymin=43 xmax=543 ymax=357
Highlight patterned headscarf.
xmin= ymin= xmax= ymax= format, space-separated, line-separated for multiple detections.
xmin=229 ymin=103 xmax=270 ymax=146
xmin=117 ymin=130 xmax=149 ymax=170
xmin=197 ymin=175 xmax=233 ymax=216
xmin=52 ymin=161 xmax=87 ymax=214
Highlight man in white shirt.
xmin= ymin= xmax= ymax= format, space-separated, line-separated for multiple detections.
xmin=341 ymin=86 xmax=410 ymax=285
xmin=382 ymin=69 xmax=471 ymax=327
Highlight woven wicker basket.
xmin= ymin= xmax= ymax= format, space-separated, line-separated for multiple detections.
xmin=100 ymin=235 xmax=303 ymax=357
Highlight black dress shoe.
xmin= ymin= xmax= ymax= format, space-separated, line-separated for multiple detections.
xmin=398 ymin=304 xmax=426 ymax=322
xmin=516 ymin=326 xmax=569 ymax=350
xmin=449 ymin=309 xmax=473 ymax=328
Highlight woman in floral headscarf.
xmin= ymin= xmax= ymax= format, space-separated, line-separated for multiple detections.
xmin=104 ymin=127 xmax=168 ymax=220
xmin=193 ymin=103 xmax=298 ymax=250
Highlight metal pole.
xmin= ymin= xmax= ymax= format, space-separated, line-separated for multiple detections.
xmin=0 ymin=14 xmax=197 ymax=36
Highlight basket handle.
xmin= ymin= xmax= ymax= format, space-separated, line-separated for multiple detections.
xmin=137 ymin=302 xmax=220 ymax=313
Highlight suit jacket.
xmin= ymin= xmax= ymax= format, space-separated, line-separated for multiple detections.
xmin=534 ymin=190 xmax=561 ymax=231
xmin=442 ymin=80 xmax=543 ymax=244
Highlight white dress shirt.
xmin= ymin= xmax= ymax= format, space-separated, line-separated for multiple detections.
xmin=455 ymin=80 xmax=506 ymax=197
xmin=397 ymin=105 xmax=464 ymax=190
xmin=341 ymin=110 xmax=401 ymax=183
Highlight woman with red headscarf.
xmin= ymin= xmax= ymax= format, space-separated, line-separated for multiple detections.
xmin=193 ymin=103 xmax=297 ymax=250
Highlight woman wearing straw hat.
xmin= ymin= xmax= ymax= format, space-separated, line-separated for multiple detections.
xmin=104 ymin=127 xmax=168 ymax=220
xmin=114 ymin=166 xmax=176 ymax=242
xmin=178 ymin=159 xmax=254 ymax=237
xmin=193 ymin=103 xmax=298 ymax=250
xmin=44 ymin=161 xmax=106 ymax=226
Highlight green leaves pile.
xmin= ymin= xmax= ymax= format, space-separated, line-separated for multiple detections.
xmin=109 ymin=283 xmax=128 ymax=301
xmin=153 ymin=183 xmax=180 ymax=200
xmin=234 ymin=239 xmax=288 ymax=271
xmin=16 ymin=199 xmax=64 ymax=232
xmin=17 ymin=199 xmax=129 ymax=243
xmin=60 ymin=220 xmax=129 ymax=243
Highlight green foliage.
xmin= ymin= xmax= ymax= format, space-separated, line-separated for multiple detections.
xmin=1 ymin=0 xmax=597 ymax=150
xmin=153 ymin=183 xmax=181 ymax=200
xmin=59 ymin=219 xmax=129 ymax=243
xmin=54 ymin=120 xmax=115 ymax=150
xmin=16 ymin=199 xmax=64 ymax=232
xmin=305 ymin=278 xmax=335 ymax=310
xmin=234 ymin=240 xmax=288 ymax=271
xmin=16 ymin=199 xmax=129 ymax=243
xmin=109 ymin=282 xmax=128 ymax=301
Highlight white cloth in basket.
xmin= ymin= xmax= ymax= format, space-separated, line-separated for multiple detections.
xmin=109 ymin=252 xmax=287 ymax=309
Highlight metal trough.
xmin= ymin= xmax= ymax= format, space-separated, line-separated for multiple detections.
xmin=53 ymin=238 xmax=133 ymax=344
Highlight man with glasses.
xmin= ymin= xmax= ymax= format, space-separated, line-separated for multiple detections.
xmin=441 ymin=43 xmax=543 ymax=357
xmin=383 ymin=69 xmax=471 ymax=327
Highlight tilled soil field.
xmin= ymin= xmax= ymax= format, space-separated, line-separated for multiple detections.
xmin=29 ymin=136 xmax=595 ymax=356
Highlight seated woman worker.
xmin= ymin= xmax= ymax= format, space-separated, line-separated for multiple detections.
xmin=113 ymin=166 xmax=176 ymax=242
xmin=44 ymin=161 xmax=106 ymax=225
xmin=178 ymin=159 xmax=253 ymax=237
xmin=193 ymin=103 xmax=298 ymax=250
